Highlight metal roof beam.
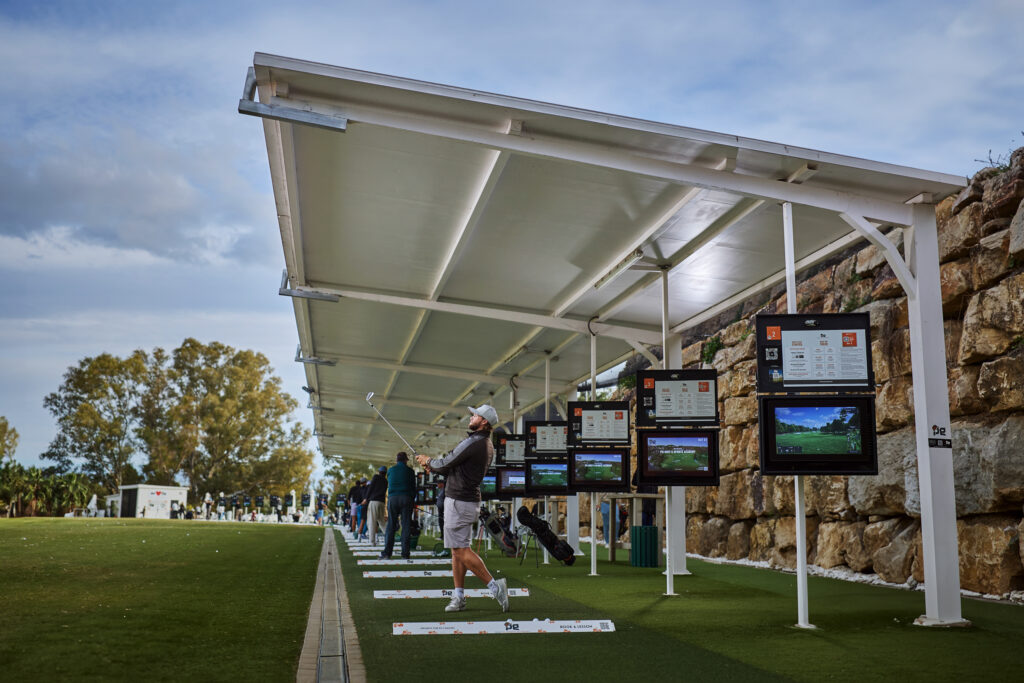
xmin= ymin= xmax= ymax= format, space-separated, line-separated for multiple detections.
xmin=311 ymin=352 xmax=555 ymax=391
xmin=318 ymin=390 xmax=461 ymax=414
xmin=268 ymin=94 xmax=918 ymax=226
xmin=283 ymin=282 xmax=664 ymax=345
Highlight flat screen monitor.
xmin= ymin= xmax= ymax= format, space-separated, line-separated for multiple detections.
xmin=525 ymin=459 xmax=570 ymax=496
xmin=568 ymin=449 xmax=631 ymax=493
xmin=638 ymin=430 xmax=720 ymax=486
xmin=567 ymin=401 xmax=630 ymax=447
xmin=480 ymin=471 xmax=499 ymax=500
xmin=635 ymin=369 xmax=719 ymax=427
xmin=495 ymin=466 xmax=527 ymax=498
xmin=759 ymin=395 xmax=878 ymax=475
xmin=755 ymin=313 xmax=874 ymax=394
xmin=524 ymin=420 xmax=568 ymax=457
xmin=497 ymin=434 xmax=527 ymax=464
xmin=416 ymin=486 xmax=437 ymax=506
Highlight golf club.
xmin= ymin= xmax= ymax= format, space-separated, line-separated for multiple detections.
xmin=365 ymin=391 xmax=416 ymax=453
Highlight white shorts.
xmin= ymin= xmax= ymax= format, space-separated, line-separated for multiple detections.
xmin=443 ymin=497 xmax=478 ymax=549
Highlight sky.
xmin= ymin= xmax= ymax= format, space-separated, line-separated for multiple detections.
xmin=1 ymin=0 xmax=1022 ymax=481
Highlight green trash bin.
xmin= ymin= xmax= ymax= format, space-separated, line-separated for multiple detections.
xmin=630 ymin=526 xmax=658 ymax=567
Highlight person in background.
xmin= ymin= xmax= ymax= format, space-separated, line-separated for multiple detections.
xmin=415 ymin=404 xmax=509 ymax=614
xmin=379 ymin=452 xmax=416 ymax=559
xmin=347 ymin=480 xmax=362 ymax=536
xmin=435 ymin=479 xmax=446 ymax=546
xmin=357 ymin=478 xmax=370 ymax=539
xmin=363 ymin=466 xmax=388 ymax=544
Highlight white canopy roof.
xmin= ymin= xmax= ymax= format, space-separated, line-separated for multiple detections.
xmin=242 ymin=52 xmax=964 ymax=464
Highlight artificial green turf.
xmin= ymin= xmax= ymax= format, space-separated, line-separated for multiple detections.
xmin=336 ymin=532 xmax=1023 ymax=683
xmin=0 ymin=518 xmax=321 ymax=682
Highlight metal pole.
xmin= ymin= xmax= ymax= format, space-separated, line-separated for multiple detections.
xmin=662 ymin=268 xmax=682 ymax=594
xmin=589 ymin=332 xmax=599 ymax=577
xmin=784 ymin=202 xmax=813 ymax=629
xmin=543 ymin=355 xmax=551 ymax=565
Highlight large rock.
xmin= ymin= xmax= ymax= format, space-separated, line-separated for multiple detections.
xmin=700 ymin=516 xmax=732 ymax=558
xmin=721 ymin=319 xmax=753 ymax=347
xmin=796 ymin=266 xmax=836 ymax=307
xmin=728 ymin=359 xmax=756 ymax=397
xmin=856 ymin=228 xmax=904 ymax=275
xmin=1009 ymin=198 xmax=1024 ymax=258
xmin=947 ymin=416 xmax=1024 ymax=515
xmin=749 ymin=519 xmax=774 ymax=562
xmin=981 ymin=171 xmax=1024 ymax=222
xmin=763 ymin=475 xmax=796 ymax=516
xmin=977 ymin=355 xmax=1024 ymax=412
xmin=685 ymin=486 xmax=707 ymax=515
xmin=876 ymin=376 xmax=914 ymax=432
xmin=945 ymin=319 xmax=963 ymax=367
xmin=939 ymin=201 xmax=985 ymax=261
xmin=681 ymin=340 xmax=703 ymax=368
xmin=713 ymin=470 xmax=758 ymax=520
xmin=805 ymin=475 xmax=853 ymax=521
xmin=719 ymin=426 xmax=746 ymax=473
xmin=972 ymin=229 xmax=1012 ymax=290
xmin=769 ymin=516 xmax=819 ymax=569
xmin=958 ymin=273 xmax=1024 ymax=364
xmin=712 ymin=334 xmax=756 ymax=373
xmin=939 ymin=258 xmax=973 ymax=313
xmin=686 ymin=514 xmax=705 ymax=554
xmin=872 ymin=339 xmax=891 ymax=383
xmin=957 ymin=515 xmax=1024 ymax=595
xmin=816 ymin=521 xmax=870 ymax=571
xmin=871 ymin=263 xmax=904 ymax=300
xmin=848 ymin=427 xmax=913 ymax=516
xmin=866 ymin=518 xmax=919 ymax=583
xmin=947 ymin=365 xmax=985 ymax=417
xmin=726 ymin=520 xmax=753 ymax=560
xmin=723 ymin=395 xmax=757 ymax=425
xmin=951 ymin=179 xmax=983 ymax=215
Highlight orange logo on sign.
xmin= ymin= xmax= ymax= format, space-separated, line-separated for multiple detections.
xmin=530 ymin=426 xmax=537 ymax=433
xmin=615 ymin=412 xmax=623 ymax=419
xmin=766 ymin=326 xmax=781 ymax=340
xmin=698 ymin=381 xmax=709 ymax=392
xmin=574 ymin=408 xmax=583 ymax=416
xmin=643 ymin=378 xmax=655 ymax=389
xmin=500 ymin=439 xmax=506 ymax=445
xmin=842 ymin=332 xmax=857 ymax=347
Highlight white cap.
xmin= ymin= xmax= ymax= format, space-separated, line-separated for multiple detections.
xmin=467 ymin=404 xmax=499 ymax=427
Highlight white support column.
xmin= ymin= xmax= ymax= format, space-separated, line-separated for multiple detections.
xmin=543 ymin=356 xmax=552 ymax=565
xmin=906 ymin=203 xmax=968 ymax=627
xmin=664 ymin=326 xmax=689 ymax=584
xmin=784 ymin=202 xmax=814 ymax=630
xmin=565 ymin=388 xmax=582 ymax=555
xmin=589 ymin=333 xmax=599 ymax=577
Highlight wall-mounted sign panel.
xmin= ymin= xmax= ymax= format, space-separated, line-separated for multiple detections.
xmin=524 ymin=420 xmax=568 ymax=457
xmin=755 ymin=313 xmax=874 ymax=394
xmin=635 ymin=369 xmax=719 ymax=427
xmin=567 ymin=401 xmax=630 ymax=448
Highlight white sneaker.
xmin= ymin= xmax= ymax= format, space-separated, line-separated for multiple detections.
xmin=491 ymin=578 xmax=510 ymax=613
xmin=445 ymin=595 xmax=466 ymax=612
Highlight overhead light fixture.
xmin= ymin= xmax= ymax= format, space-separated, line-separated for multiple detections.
xmin=278 ymin=270 xmax=340 ymax=302
xmin=594 ymin=249 xmax=645 ymax=290
xmin=295 ymin=344 xmax=337 ymax=366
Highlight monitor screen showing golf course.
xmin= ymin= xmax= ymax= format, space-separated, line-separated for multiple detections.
xmin=496 ymin=467 xmax=527 ymax=496
xmin=525 ymin=460 xmax=570 ymax=495
xmin=638 ymin=430 xmax=719 ymax=486
xmin=759 ymin=396 xmax=878 ymax=475
xmin=480 ymin=473 xmax=498 ymax=500
xmin=569 ymin=450 xmax=630 ymax=492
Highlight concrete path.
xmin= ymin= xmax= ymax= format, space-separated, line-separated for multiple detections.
xmin=297 ymin=530 xmax=366 ymax=683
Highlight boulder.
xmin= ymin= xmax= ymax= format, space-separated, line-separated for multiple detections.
xmin=805 ymin=475 xmax=853 ymax=521
xmin=723 ymin=395 xmax=758 ymax=426
xmin=749 ymin=519 xmax=774 ymax=562
xmin=871 ymin=263 xmax=904 ymax=300
xmin=848 ymin=427 xmax=913 ymax=516
xmin=958 ymin=273 xmax=1024 ymax=364
xmin=939 ymin=201 xmax=985 ymax=262
xmin=816 ymin=521 xmax=869 ymax=571
xmin=717 ymin=370 xmax=733 ymax=401
xmin=876 ymin=376 xmax=914 ymax=432
xmin=681 ymin=340 xmax=703 ymax=368
xmin=1009 ymin=199 xmax=1024 ymax=258
xmin=856 ymin=228 xmax=904 ymax=275
xmin=796 ymin=266 xmax=835 ymax=306
xmin=939 ymin=258 xmax=974 ymax=313
xmin=957 ymin=515 xmax=1024 ymax=595
xmin=947 ymin=416 xmax=1024 ymax=515
xmin=971 ymin=228 xmax=1012 ymax=290
xmin=947 ymin=365 xmax=985 ymax=417
xmin=977 ymin=355 xmax=1024 ymax=412
xmin=981 ymin=172 xmax=1024 ymax=222
xmin=686 ymin=514 xmax=705 ymax=554
xmin=764 ymin=474 xmax=796 ymax=516
xmin=872 ymin=339 xmax=891 ymax=383
xmin=712 ymin=334 xmax=757 ymax=373
xmin=867 ymin=518 xmax=919 ymax=583
xmin=944 ymin=319 xmax=963 ymax=367
xmin=721 ymin=319 xmax=753 ymax=347
xmin=863 ymin=297 xmax=899 ymax=342
xmin=700 ymin=516 xmax=732 ymax=557
xmin=769 ymin=516 xmax=819 ymax=569
xmin=832 ymin=255 xmax=857 ymax=293
xmin=713 ymin=470 xmax=758 ymax=520
xmin=728 ymin=359 xmax=756 ymax=397
xmin=719 ymin=426 xmax=746 ymax=473
xmin=685 ymin=486 xmax=707 ymax=515
xmin=951 ymin=180 xmax=983 ymax=215
xmin=726 ymin=520 xmax=754 ymax=560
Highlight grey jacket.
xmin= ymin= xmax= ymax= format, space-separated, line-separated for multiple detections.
xmin=427 ymin=430 xmax=493 ymax=503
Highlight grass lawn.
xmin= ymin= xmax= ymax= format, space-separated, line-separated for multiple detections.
xmin=337 ymin=530 xmax=1023 ymax=683
xmin=0 ymin=518 xmax=322 ymax=681
xmin=776 ymin=431 xmax=851 ymax=454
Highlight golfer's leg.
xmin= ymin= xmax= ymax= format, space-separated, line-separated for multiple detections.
xmin=459 ymin=548 xmax=493 ymax=585
xmin=452 ymin=550 xmax=467 ymax=589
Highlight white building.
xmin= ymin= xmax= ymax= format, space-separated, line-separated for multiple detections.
xmin=106 ymin=484 xmax=189 ymax=519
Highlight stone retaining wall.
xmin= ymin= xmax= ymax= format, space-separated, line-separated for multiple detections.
xmin=674 ymin=149 xmax=1024 ymax=596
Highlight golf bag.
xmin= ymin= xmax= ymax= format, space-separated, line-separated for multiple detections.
xmin=517 ymin=506 xmax=576 ymax=566
xmin=479 ymin=506 xmax=519 ymax=557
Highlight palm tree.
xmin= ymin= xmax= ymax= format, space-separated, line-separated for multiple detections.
xmin=0 ymin=461 xmax=28 ymax=517
xmin=23 ymin=466 xmax=45 ymax=516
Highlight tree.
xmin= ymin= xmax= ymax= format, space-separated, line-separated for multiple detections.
xmin=0 ymin=460 xmax=27 ymax=516
xmin=0 ymin=416 xmax=18 ymax=460
xmin=42 ymin=351 xmax=148 ymax=492
xmin=147 ymin=338 xmax=314 ymax=497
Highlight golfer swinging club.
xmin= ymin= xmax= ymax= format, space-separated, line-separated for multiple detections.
xmin=416 ymin=404 xmax=509 ymax=613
